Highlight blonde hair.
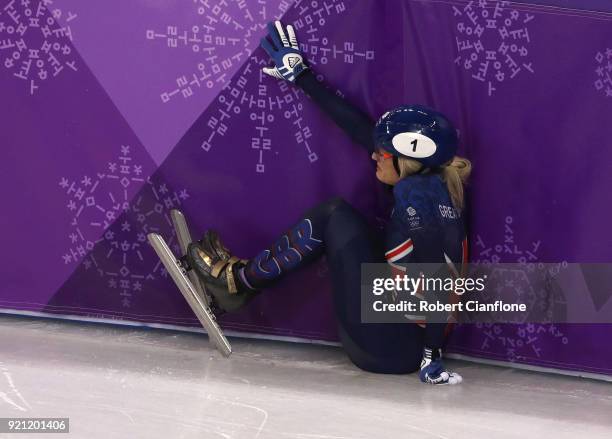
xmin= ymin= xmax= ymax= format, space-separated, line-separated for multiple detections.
xmin=397 ymin=156 xmax=472 ymax=210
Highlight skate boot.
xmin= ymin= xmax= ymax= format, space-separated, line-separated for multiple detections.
xmin=186 ymin=230 xmax=258 ymax=313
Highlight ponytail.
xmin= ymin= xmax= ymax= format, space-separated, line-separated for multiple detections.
xmin=397 ymin=156 xmax=472 ymax=210
xmin=441 ymin=156 xmax=472 ymax=210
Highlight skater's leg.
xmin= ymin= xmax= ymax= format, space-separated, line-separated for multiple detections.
xmin=241 ymin=197 xmax=347 ymax=289
xmin=418 ymin=318 xmax=463 ymax=385
xmin=241 ymin=197 xmax=424 ymax=373
xmin=187 ymin=196 xmax=424 ymax=371
xmin=187 ymin=197 xmax=348 ymax=313
xmin=322 ymin=203 xmax=424 ymax=374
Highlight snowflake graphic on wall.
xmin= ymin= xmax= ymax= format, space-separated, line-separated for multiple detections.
xmin=470 ymin=215 xmax=569 ymax=362
xmin=0 ymin=0 xmax=78 ymax=94
xmin=453 ymin=0 xmax=535 ymax=97
xmin=594 ymin=48 xmax=612 ymax=98
xmin=146 ymin=0 xmax=371 ymax=104
xmin=145 ymin=0 xmax=375 ymax=172
xmin=59 ymin=145 xmax=189 ymax=308
xmin=146 ymin=0 xmax=292 ymax=102
xmin=200 ymin=56 xmax=320 ymax=173
xmin=203 ymin=25 xmax=373 ymax=172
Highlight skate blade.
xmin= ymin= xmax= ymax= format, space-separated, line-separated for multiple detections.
xmin=170 ymin=209 xmax=212 ymax=308
xmin=148 ymin=233 xmax=232 ymax=357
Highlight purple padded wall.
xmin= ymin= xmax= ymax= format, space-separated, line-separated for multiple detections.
xmin=1 ymin=0 xmax=611 ymax=375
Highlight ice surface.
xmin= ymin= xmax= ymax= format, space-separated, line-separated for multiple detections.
xmin=0 ymin=315 xmax=611 ymax=439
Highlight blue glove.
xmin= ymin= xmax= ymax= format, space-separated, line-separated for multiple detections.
xmin=260 ymin=21 xmax=308 ymax=82
xmin=419 ymin=349 xmax=463 ymax=385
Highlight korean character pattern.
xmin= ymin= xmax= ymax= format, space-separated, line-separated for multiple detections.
xmin=292 ymin=1 xmax=374 ymax=67
xmin=453 ymin=0 xmax=535 ymax=96
xmin=1 ymin=0 xmax=78 ymax=94
xmin=59 ymin=146 xmax=190 ymax=308
xmin=151 ymin=1 xmax=374 ymax=172
xmin=594 ymin=48 xmax=612 ymax=98
xmin=151 ymin=0 xmax=288 ymax=103
xmin=473 ymin=214 xmax=569 ymax=359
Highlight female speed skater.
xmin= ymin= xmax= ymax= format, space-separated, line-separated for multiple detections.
xmin=186 ymin=21 xmax=472 ymax=385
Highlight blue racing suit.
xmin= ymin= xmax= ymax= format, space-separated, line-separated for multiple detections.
xmin=240 ymin=70 xmax=468 ymax=373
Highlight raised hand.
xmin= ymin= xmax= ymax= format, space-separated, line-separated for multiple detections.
xmin=260 ymin=21 xmax=308 ymax=83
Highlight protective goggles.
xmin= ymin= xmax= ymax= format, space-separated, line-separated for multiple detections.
xmin=374 ymin=149 xmax=394 ymax=160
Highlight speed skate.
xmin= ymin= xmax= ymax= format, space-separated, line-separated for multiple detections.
xmin=147 ymin=209 xmax=232 ymax=357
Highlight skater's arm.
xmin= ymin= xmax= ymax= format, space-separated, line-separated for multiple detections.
xmin=260 ymin=20 xmax=375 ymax=153
xmin=387 ymin=189 xmax=463 ymax=385
xmin=295 ymin=71 xmax=375 ymax=153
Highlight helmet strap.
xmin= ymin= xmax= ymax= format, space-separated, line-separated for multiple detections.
xmin=419 ymin=166 xmax=442 ymax=175
xmin=392 ymin=156 xmax=400 ymax=175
